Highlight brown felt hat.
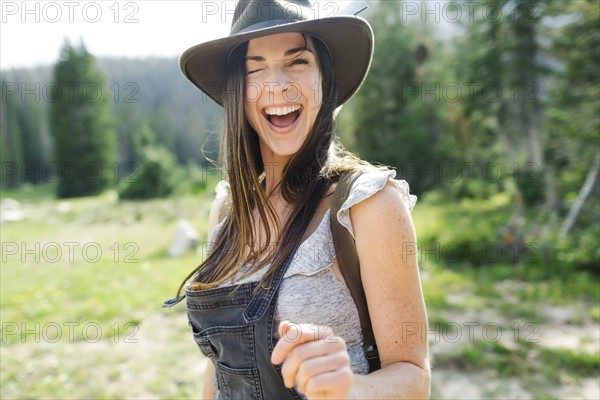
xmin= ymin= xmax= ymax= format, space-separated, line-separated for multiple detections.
xmin=180 ymin=0 xmax=374 ymax=106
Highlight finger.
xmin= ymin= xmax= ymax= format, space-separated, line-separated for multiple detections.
xmin=294 ymin=350 xmax=351 ymax=394
xmin=271 ymin=323 xmax=333 ymax=365
xmin=277 ymin=320 xmax=293 ymax=339
xmin=272 ymin=321 xmax=299 ymax=365
xmin=304 ymin=367 xmax=353 ymax=399
xmin=280 ymin=339 xmax=346 ymax=388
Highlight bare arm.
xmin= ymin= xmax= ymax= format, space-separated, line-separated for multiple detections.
xmin=202 ymin=361 xmax=217 ymax=400
xmin=349 ymin=181 xmax=430 ymax=399
xmin=207 ymin=185 xmax=227 ymax=239
xmin=201 ymin=189 xmax=227 ymax=399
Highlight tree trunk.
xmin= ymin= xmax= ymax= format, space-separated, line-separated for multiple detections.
xmin=559 ymin=150 xmax=600 ymax=238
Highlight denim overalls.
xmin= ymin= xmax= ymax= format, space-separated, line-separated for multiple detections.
xmin=163 ymin=247 xmax=303 ymax=399
xmin=164 ymin=181 xmax=334 ymax=399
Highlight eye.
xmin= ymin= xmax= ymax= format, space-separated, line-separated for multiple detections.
xmin=289 ymin=58 xmax=310 ymax=67
xmin=246 ymin=61 xmax=263 ymax=75
xmin=247 ymin=68 xmax=262 ymax=75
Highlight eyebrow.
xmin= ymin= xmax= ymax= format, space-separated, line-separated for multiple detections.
xmin=245 ymin=46 xmax=314 ymax=62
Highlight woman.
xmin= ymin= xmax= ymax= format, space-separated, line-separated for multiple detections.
xmin=165 ymin=1 xmax=430 ymax=398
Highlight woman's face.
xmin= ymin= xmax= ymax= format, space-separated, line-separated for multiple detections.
xmin=244 ymin=32 xmax=323 ymax=161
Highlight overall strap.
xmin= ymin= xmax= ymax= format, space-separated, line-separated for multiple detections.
xmin=330 ymin=170 xmax=381 ymax=372
xmin=162 ymin=294 xmax=186 ymax=308
xmin=243 ymin=180 xmax=330 ymax=323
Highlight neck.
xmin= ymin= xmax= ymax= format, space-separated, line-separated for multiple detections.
xmin=260 ymin=146 xmax=291 ymax=195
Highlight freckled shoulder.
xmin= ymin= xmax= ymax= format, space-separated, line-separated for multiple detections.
xmin=349 ymin=179 xmax=415 ymax=233
xmin=349 ymin=179 xmax=418 ymax=275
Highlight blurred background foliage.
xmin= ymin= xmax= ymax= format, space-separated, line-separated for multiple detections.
xmin=1 ymin=0 xmax=599 ymax=398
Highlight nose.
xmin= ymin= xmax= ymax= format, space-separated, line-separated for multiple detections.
xmin=264 ymin=67 xmax=289 ymax=100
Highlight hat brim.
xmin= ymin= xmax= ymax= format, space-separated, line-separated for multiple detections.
xmin=180 ymin=16 xmax=373 ymax=106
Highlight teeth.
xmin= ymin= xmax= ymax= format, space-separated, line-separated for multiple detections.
xmin=264 ymin=105 xmax=301 ymax=116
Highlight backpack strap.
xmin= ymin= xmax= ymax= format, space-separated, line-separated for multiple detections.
xmin=330 ymin=170 xmax=381 ymax=372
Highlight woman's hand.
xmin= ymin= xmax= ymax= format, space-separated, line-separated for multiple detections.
xmin=271 ymin=321 xmax=353 ymax=399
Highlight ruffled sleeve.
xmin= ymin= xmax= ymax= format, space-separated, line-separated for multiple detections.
xmin=214 ymin=180 xmax=230 ymax=203
xmin=336 ymin=169 xmax=417 ymax=239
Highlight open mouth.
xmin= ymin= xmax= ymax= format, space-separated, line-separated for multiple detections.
xmin=263 ymin=105 xmax=302 ymax=129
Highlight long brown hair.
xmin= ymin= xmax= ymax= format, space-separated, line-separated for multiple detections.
xmin=177 ymin=35 xmax=367 ymax=295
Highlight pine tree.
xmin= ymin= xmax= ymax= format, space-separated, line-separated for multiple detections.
xmin=49 ymin=40 xmax=116 ymax=198
xmin=0 ymin=81 xmax=24 ymax=189
xmin=350 ymin=0 xmax=451 ymax=195
xmin=456 ymin=0 xmax=548 ymax=237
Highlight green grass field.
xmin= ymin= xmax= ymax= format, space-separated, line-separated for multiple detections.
xmin=1 ymin=183 xmax=598 ymax=399
xmin=1 ymin=183 xmax=216 ymax=398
